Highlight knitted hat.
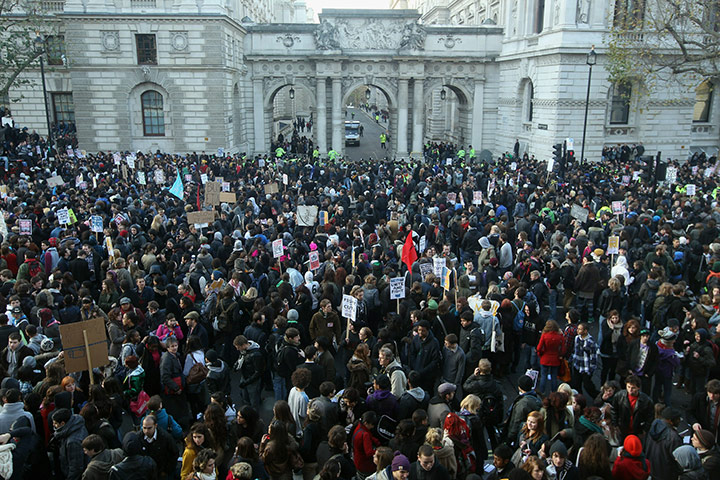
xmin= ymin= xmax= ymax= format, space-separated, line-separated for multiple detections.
xmin=623 ymin=434 xmax=643 ymax=456
xmin=427 ymin=299 xmax=438 ymax=311
xmin=518 ymin=375 xmax=534 ymax=392
xmin=391 ymin=454 xmax=410 ymax=472
xmin=695 ymin=429 xmax=715 ymax=449
xmin=438 ymin=382 xmax=456 ymax=395
xmin=122 ymin=432 xmax=143 ymax=456
xmin=549 ymin=440 xmax=567 ymax=458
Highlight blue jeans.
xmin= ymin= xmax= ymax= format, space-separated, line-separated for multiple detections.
xmin=548 ymin=289 xmax=558 ymax=321
xmin=576 ymin=296 xmax=594 ymax=322
xmin=239 ymin=380 xmax=263 ymax=409
xmin=653 ymin=374 xmax=674 ymax=406
xmin=539 ymin=364 xmax=559 ymax=396
xmin=272 ymin=372 xmax=287 ymax=401
xmin=519 ymin=345 xmax=540 ymax=373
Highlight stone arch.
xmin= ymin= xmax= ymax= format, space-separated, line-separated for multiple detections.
xmin=423 ymin=78 xmax=473 ymax=145
xmin=264 ymin=79 xmax=317 ymax=110
xmin=341 ymin=79 xmax=398 ymax=110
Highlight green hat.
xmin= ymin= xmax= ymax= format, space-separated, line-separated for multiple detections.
xmin=427 ymin=299 xmax=438 ymax=311
xmin=713 ymin=262 xmax=720 ymax=273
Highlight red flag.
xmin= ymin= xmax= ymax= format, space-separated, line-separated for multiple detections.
xmin=196 ymin=184 xmax=201 ymax=210
xmin=401 ymin=232 xmax=417 ymax=273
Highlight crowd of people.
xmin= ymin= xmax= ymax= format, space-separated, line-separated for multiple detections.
xmin=0 ymin=124 xmax=719 ymax=480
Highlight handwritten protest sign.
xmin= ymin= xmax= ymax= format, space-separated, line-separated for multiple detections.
xmin=187 ymin=211 xmax=215 ymax=225
xmin=390 ymin=277 xmax=405 ymax=300
xmin=272 ymin=239 xmax=283 ymax=258
xmin=341 ymin=294 xmax=357 ymax=321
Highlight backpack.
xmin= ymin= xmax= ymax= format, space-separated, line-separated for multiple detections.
xmin=444 ymin=412 xmax=477 ymax=476
xmin=512 ymin=301 xmax=526 ymax=332
xmin=265 ymin=333 xmax=283 ymax=372
xmin=479 ymin=392 xmax=503 ymax=426
xmin=213 ymin=299 xmax=236 ymax=333
xmin=26 ymin=259 xmax=42 ymax=279
xmin=186 ymin=354 xmax=209 ymax=385
xmin=250 ymin=273 xmax=267 ymax=298
xmin=651 ymin=298 xmax=672 ymax=331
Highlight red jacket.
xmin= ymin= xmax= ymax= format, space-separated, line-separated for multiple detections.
xmin=612 ymin=453 xmax=651 ymax=480
xmin=536 ymin=331 xmax=564 ymax=366
xmin=352 ymin=423 xmax=379 ymax=474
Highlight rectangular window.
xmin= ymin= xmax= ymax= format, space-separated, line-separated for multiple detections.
xmin=610 ymin=83 xmax=631 ymax=125
xmin=52 ymin=92 xmax=75 ymax=124
xmin=136 ymin=34 xmax=157 ymax=65
xmin=535 ymin=0 xmax=545 ymax=33
xmin=45 ymin=35 xmax=66 ymax=66
xmin=694 ymin=81 xmax=713 ymax=123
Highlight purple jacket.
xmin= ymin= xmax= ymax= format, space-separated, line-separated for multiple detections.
xmin=366 ymin=388 xmax=399 ymax=419
xmin=655 ymin=341 xmax=680 ymax=377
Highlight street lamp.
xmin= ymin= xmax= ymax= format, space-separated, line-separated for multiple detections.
xmin=365 ymin=87 xmax=371 ymax=101
xmin=579 ymin=45 xmax=596 ymax=164
xmin=34 ymin=33 xmax=54 ymax=158
xmin=288 ymin=87 xmax=295 ymax=99
xmin=440 ymin=88 xmax=447 ymax=100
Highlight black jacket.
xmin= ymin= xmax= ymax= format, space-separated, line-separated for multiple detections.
xmin=627 ymin=338 xmax=659 ymax=377
xmin=611 ymin=390 xmax=654 ymax=437
xmin=50 ymin=414 xmax=88 ymax=480
xmin=276 ymin=338 xmax=304 ymax=380
xmin=688 ymin=393 xmax=720 ymax=443
xmin=108 ymin=455 xmax=157 ymax=480
xmin=644 ymin=419 xmax=682 ymax=480
xmin=237 ymin=341 xmax=265 ymax=387
xmin=159 ymin=351 xmax=183 ymax=394
xmin=463 ymin=374 xmax=504 ymax=424
xmin=409 ymin=459 xmax=449 ymax=480
xmin=407 ymin=333 xmax=442 ymax=390
xmin=140 ymin=427 xmax=178 ymax=477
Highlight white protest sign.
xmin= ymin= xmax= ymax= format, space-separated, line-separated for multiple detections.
xmin=137 ymin=171 xmax=146 ymax=185
xmin=126 ymin=157 xmax=135 ymax=170
xmin=419 ymin=235 xmax=426 ymax=253
xmin=607 ymin=236 xmax=620 ymax=255
xmin=90 ymin=215 xmax=104 ymax=233
xmin=57 ymin=208 xmax=70 ymax=225
xmin=547 ymin=158 xmax=554 ymax=173
xmin=341 ymin=294 xmax=357 ymax=321
xmin=570 ymin=205 xmax=589 ymax=223
xmin=222 ymin=182 xmax=230 ymax=192
xmin=200 ymin=173 xmax=208 ymax=184
xmin=692 ymin=165 xmax=699 ymax=176
xmin=113 ymin=153 xmax=121 ymax=165
xmin=473 ymin=191 xmax=482 ymax=205
xmin=611 ymin=201 xmax=625 ymax=215
xmin=686 ymin=184 xmax=696 ymax=196
xmin=419 ymin=262 xmax=433 ymax=279
xmin=296 ymin=205 xmax=319 ymax=227
xmin=282 ymin=174 xmax=289 ymax=185
xmin=390 ymin=277 xmax=405 ymax=300
xmin=666 ymin=167 xmax=677 ymax=184
xmin=19 ymin=219 xmax=32 ymax=236
xmin=272 ymin=239 xmax=283 ymax=258
xmin=309 ymin=251 xmax=320 ymax=270
xmin=433 ymin=257 xmax=445 ymax=277
xmin=154 ymin=170 xmax=165 ymax=185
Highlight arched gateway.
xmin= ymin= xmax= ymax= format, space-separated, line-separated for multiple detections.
xmin=246 ymin=9 xmax=501 ymax=157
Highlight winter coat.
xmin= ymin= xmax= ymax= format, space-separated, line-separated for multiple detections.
xmin=398 ymin=387 xmax=430 ymax=420
xmin=51 ymin=414 xmax=88 ymax=480
xmin=407 ymin=333 xmax=441 ymax=388
xmin=159 ymin=351 xmax=183 ymax=394
xmin=206 ymin=359 xmax=231 ymax=394
xmin=627 ymin=338 xmax=659 ymax=377
xmin=108 ymin=454 xmax=157 ymax=480
xmin=506 ymin=391 xmax=543 ymax=447
xmin=352 ymin=422 xmax=380 ymax=474
xmin=610 ymin=390 xmax=654 ymax=438
xmin=612 ymin=451 xmax=651 ymax=480
xmin=366 ymin=389 xmax=399 ymax=420
xmin=537 ymin=331 xmax=564 ymax=366
xmin=599 ymin=321 xmax=627 ymax=358
xmin=656 ymin=341 xmax=681 ymax=378
xmin=644 ymin=419 xmax=682 ymax=480
xmin=687 ymin=340 xmax=716 ymax=377
xmin=574 ymin=262 xmax=601 ymax=296
xmin=459 ymin=321 xmax=484 ymax=369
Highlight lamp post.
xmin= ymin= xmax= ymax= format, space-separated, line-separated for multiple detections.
xmin=440 ymin=88 xmax=447 ymax=100
xmin=579 ymin=45 xmax=596 ymax=164
xmin=34 ymin=34 xmax=54 ymax=158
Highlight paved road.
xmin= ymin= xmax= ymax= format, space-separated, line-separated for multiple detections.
xmin=342 ymin=107 xmax=391 ymax=161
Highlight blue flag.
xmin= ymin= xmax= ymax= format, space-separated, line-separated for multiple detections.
xmin=167 ymin=169 xmax=183 ymax=199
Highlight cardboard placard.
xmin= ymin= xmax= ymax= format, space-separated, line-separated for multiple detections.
xmin=309 ymin=251 xmax=320 ymax=270
xmin=419 ymin=262 xmax=433 ymax=279
xmin=272 ymin=239 xmax=283 ymax=258
xmin=18 ymin=219 xmax=32 ymax=236
xmin=204 ymin=182 xmax=222 ymax=206
xmin=90 ymin=215 xmax=104 ymax=233
xmin=686 ymin=184 xmax=696 ymax=196
xmin=59 ymin=318 xmax=109 ymax=373
xmin=570 ymin=204 xmax=588 ymax=223
xmin=607 ymin=236 xmax=620 ymax=255
xmin=57 ymin=208 xmax=70 ymax=225
xmin=611 ymin=201 xmax=625 ymax=215
xmin=473 ymin=191 xmax=482 ymax=204
xmin=47 ymin=175 xmax=65 ymax=187
xmin=341 ymin=294 xmax=357 ymax=321
xmin=390 ymin=277 xmax=405 ymax=300
xmin=296 ymin=205 xmax=319 ymax=227
xmin=187 ymin=211 xmax=216 ymax=225
xmin=219 ymin=192 xmax=236 ymax=203
xmin=264 ymin=183 xmax=279 ymax=194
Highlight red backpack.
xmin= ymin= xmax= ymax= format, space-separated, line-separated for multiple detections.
xmin=26 ymin=259 xmax=42 ymax=279
xmin=444 ymin=412 xmax=476 ymax=475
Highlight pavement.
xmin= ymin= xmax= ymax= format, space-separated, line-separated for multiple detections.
xmin=342 ymin=107 xmax=391 ymax=161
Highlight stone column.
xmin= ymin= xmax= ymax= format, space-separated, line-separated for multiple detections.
xmin=411 ymin=78 xmax=424 ymax=154
xmin=331 ymin=78 xmax=342 ymax=153
xmin=397 ymin=78 xmax=409 ymax=156
xmin=252 ymin=78 xmax=265 ymax=153
xmin=316 ymin=77 xmax=327 ymax=153
xmin=471 ymin=80 xmax=485 ymax=150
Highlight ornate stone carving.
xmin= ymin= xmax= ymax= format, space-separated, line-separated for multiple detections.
xmin=170 ymin=31 xmax=188 ymax=52
xmin=576 ymin=0 xmax=591 ymax=24
xmin=554 ymin=0 xmax=561 ymax=25
xmin=315 ymin=19 xmax=340 ymax=50
xmin=438 ymin=35 xmax=462 ymax=49
xmin=399 ymin=22 xmax=426 ymax=50
xmin=101 ymin=30 xmax=120 ymax=52
xmin=141 ymin=66 xmax=152 ymax=81
xmin=277 ymin=34 xmax=300 ymax=48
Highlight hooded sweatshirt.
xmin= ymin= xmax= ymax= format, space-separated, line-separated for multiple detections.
xmin=673 ymin=445 xmax=706 ymax=480
xmin=644 ymin=419 xmax=682 ymax=480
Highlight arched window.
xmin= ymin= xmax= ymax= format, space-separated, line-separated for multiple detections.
xmin=693 ymin=80 xmax=713 ymax=123
xmin=522 ymin=81 xmax=534 ymax=122
xmin=609 ymin=83 xmax=631 ymax=125
xmin=141 ymin=90 xmax=165 ymax=136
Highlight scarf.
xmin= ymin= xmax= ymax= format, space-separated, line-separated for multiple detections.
xmin=195 ymin=472 xmax=216 ymax=480
xmin=578 ymin=415 xmax=603 ymax=434
xmin=609 ymin=320 xmax=623 ymax=344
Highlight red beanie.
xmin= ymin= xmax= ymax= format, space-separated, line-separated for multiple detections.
xmin=624 ymin=434 xmax=642 ymax=456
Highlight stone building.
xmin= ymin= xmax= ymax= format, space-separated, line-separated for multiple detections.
xmin=5 ymin=0 xmax=719 ymax=160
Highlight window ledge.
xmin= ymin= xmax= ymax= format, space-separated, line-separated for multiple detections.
xmin=605 ymin=126 xmax=635 ymax=136
xmin=691 ymin=124 xmax=714 ymax=133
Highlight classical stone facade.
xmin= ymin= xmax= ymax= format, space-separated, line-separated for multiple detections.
xmin=6 ymin=0 xmax=720 ymax=159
